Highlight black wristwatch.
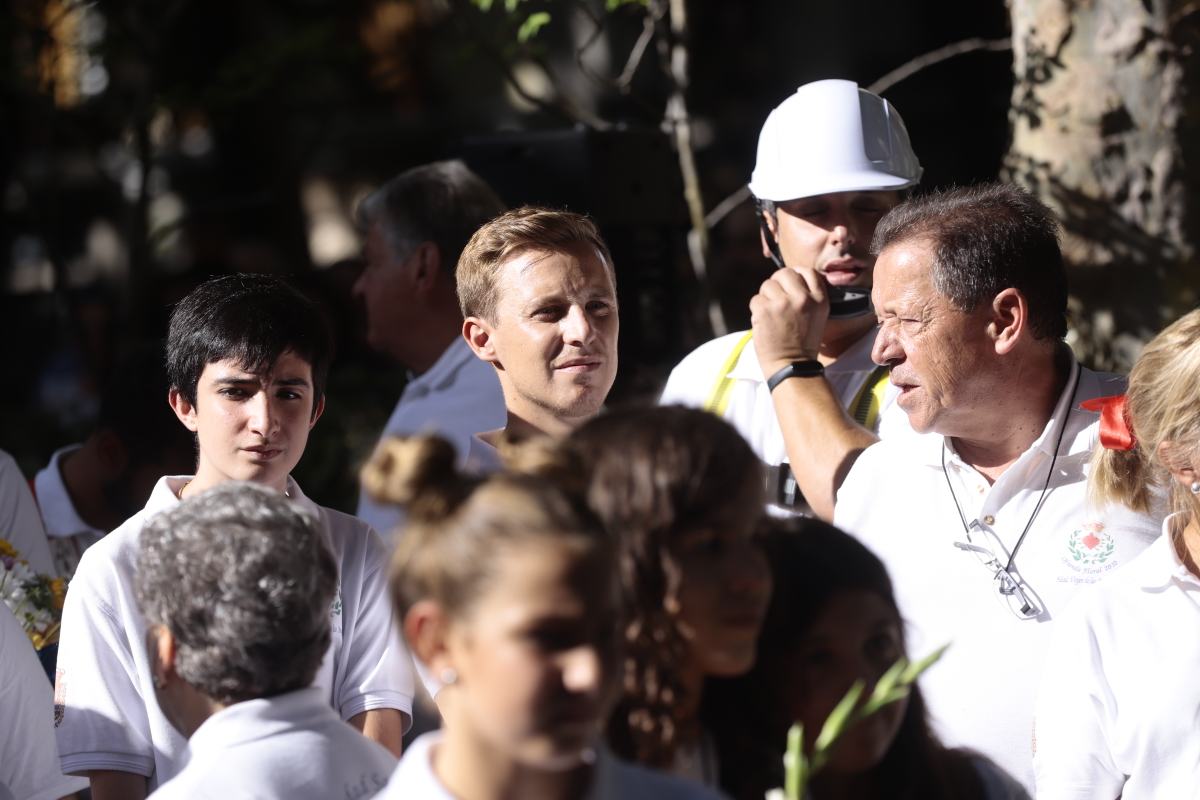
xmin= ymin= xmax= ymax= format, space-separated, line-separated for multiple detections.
xmin=766 ymin=360 xmax=824 ymax=393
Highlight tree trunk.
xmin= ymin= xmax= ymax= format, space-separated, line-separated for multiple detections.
xmin=1004 ymin=0 xmax=1197 ymax=370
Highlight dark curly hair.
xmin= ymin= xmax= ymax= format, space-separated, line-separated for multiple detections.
xmin=564 ymin=405 xmax=765 ymax=769
xmin=708 ymin=517 xmax=990 ymax=800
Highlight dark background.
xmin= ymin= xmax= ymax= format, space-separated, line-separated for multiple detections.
xmin=0 ymin=0 xmax=1013 ymax=510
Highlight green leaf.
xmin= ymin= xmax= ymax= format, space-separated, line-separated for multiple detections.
xmin=783 ymin=723 xmax=803 ymax=799
xmin=869 ymin=656 xmax=909 ymax=705
xmin=504 ymin=0 xmax=523 ymax=12
xmin=901 ymin=642 xmax=951 ymax=684
xmin=606 ymin=0 xmax=649 ymax=9
xmin=471 ymin=0 xmax=494 ymax=11
xmin=813 ymin=680 xmax=864 ymax=753
xmin=516 ymin=11 xmax=551 ymax=42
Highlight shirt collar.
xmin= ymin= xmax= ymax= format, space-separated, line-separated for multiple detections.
xmin=151 ymin=475 xmax=320 ymax=521
xmin=1138 ymin=514 xmax=1200 ymax=590
xmin=33 ymin=445 xmax=104 ymax=539
xmin=406 ymin=338 xmax=476 ymax=392
xmin=186 ymin=687 xmax=329 ymax=759
xmin=917 ymin=358 xmax=1085 ymax=469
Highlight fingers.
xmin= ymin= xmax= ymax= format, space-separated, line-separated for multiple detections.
xmin=757 ymin=266 xmax=828 ymax=307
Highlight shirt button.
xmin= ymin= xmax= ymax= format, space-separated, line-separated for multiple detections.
xmin=983 ymin=515 xmax=995 ymax=525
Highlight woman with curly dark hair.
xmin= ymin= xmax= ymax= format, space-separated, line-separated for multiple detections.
xmin=707 ymin=517 xmax=1028 ymax=800
xmin=564 ymin=405 xmax=772 ymax=788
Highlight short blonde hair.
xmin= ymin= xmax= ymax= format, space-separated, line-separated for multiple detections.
xmin=1090 ymin=308 xmax=1200 ymax=520
xmin=455 ymin=206 xmax=615 ymax=322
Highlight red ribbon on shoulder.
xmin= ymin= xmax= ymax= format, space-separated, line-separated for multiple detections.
xmin=1080 ymin=394 xmax=1136 ymax=451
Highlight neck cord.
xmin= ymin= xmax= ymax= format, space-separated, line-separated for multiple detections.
xmin=942 ymin=364 xmax=1079 ymax=574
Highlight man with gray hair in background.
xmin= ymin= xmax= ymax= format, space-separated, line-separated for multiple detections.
xmin=353 ymin=160 xmax=508 ymax=539
xmin=135 ymin=482 xmax=396 ymax=798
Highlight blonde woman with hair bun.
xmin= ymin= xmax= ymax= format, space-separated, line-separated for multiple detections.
xmin=1033 ymin=308 xmax=1200 ymax=800
xmin=362 ymin=435 xmax=725 ymax=800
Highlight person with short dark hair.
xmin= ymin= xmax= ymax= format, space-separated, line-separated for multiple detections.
xmin=135 ymin=482 xmax=396 ymax=798
xmin=55 ymin=274 xmax=414 ymax=800
xmin=33 ymin=345 xmax=194 ymax=579
xmin=789 ymin=184 xmax=1161 ymax=791
xmin=353 ymin=160 xmax=508 ymax=538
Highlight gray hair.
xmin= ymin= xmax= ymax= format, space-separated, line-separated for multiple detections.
xmin=871 ymin=183 xmax=1068 ymax=341
xmin=134 ymin=482 xmax=338 ymax=704
xmin=357 ymin=159 xmax=506 ymax=277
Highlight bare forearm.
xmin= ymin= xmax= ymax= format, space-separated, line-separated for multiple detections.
xmin=87 ymin=770 xmax=148 ymax=800
xmin=349 ymin=708 xmax=404 ymax=757
xmin=770 ymin=374 xmax=877 ymax=521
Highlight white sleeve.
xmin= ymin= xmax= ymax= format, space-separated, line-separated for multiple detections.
xmin=658 ymin=358 xmax=706 ymax=408
xmin=334 ymin=522 xmax=414 ymax=725
xmin=0 ymin=610 xmax=88 ymax=800
xmin=1032 ymin=593 xmax=1124 ymax=800
xmin=54 ymin=562 xmax=156 ymax=776
xmin=0 ymin=449 xmax=57 ymax=577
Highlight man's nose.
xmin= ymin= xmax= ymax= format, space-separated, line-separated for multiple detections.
xmin=562 ymin=305 xmax=594 ymax=346
xmin=872 ymin=324 xmax=901 ymax=367
xmin=248 ymin=394 xmax=277 ymax=436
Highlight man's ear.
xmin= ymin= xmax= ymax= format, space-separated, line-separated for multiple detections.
xmin=309 ymin=394 xmax=326 ymax=427
xmin=146 ymin=624 xmax=179 ymax=685
xmin=988 ymin=288 xmax=1027 ymax=355
xmin=463 ymin=317 xmax=501 ymax=367
xmin=410 ymin=242 xmax=443 ymax=294
xmin=403 ymin=599 xmax=454 ymax=676
xmin=168 ymin=388 xmax=199 ymax=432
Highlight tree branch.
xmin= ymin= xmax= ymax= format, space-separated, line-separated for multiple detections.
xmin=867 ymin=36 xmax=1012 ymax=96
xmin=705 ymin=185 xmax=751 ymax=229
xmin=617 ymin=14 xmax=656 ymax=91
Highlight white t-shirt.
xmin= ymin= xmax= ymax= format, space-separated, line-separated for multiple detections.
xmin=0 ymin=448 xmax=57 ymax=578
xmin=375 ymin=732 xmax=727 ymax=800
xmin=660 ymin=327 xmax=911 ymax=465
xmin=32 ymin=445 xmax=106 ymax=579
xmin=148 ymin=686 xmax=396 ymax=800
xmin=54 ymin=475 xmax=414 ymax=789
xmin=1034 ymin=518 xmax=1200 ymax=800
xmin=0 ymin=608 xmax=87 ymax=800
xmin=356 ymin=338 xmax=506 ymax=539
xmin=833 ymin=362 xmax=1162 ymax=792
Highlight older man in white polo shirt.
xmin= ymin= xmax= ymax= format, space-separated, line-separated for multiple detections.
xmin=755 ymin=183 xmax=1161 ymax=791
xmin=353 ymin=160 xmax=508 ymax=539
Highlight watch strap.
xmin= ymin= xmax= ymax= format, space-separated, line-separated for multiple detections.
xmin=766 ymin=360 xmax=825 ymax=393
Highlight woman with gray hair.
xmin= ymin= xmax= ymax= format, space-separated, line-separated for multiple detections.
xmin=135 ymin=482 xmax=396 ymax=798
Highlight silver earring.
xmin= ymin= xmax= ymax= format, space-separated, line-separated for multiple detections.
xmin=1191 ymin=480 xmax=1200 ymax=495
xmin=439 ymin=667 xmax=458 ymax=686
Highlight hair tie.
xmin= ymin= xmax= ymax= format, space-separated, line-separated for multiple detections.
xmin=1080 ymin=394 xmax=1136 ymax=451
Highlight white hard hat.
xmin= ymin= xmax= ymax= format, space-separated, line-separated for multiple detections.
xmin=749 ymin=79 xmax=922 ymax=202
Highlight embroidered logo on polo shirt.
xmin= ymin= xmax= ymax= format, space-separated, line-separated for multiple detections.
xmin=329 ymin=582 xmax=343 ymax=635
xmin=1066 ymin=522 xmax=1116 ymax=567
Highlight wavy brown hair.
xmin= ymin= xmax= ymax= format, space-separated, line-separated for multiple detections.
xmin=562 ymin=405 xmax=765 ymax=769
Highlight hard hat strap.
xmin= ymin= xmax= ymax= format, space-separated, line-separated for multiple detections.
xmin=753 ymin=198 xmax=786 ymax=270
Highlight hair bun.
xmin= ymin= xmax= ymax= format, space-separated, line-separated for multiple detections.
xmin=361 ymin=436 xmax=467 ymax=521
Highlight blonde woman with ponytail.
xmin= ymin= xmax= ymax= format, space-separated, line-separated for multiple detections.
xmin=1033 ymin=308 xmax=1200 ymax=800
xmin=361 ymin=435 xmax=724 ymax=800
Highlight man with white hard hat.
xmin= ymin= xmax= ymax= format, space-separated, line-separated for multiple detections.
xmin=660 ymin=79 xmax=921 ymax=516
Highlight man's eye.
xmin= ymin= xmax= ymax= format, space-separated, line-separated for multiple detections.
xmin=534 ymin=306 xmax=563 ymax=320
xmin=278 ymin=390 xmax=301 ymax=400
xmin=219 ymin=388 xmax=248 ymax=399
xmin=587 ymin=301 xmax=612 ymax=316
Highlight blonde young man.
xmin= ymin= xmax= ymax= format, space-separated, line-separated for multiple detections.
xmin=661 ymin=80 xmax=922 ymax=516
xmin=456 ymin=206 xmax=620 ymax=468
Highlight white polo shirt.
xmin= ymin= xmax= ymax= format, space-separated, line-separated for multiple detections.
xmin=377 ymin=732 xmax=727 ymax=799
xmin=0 ymin=448 xmax=57 ymax=577
xmin=833 ymin=362 xmax=1162 ymax=792
xmin=148 ymin=686 xmax=396 ymax=799
xmin=0 ymin=608 xmax=88 ymax=800
xmin=55 ymin=475 xmax=414 ymax=789
xmin=661 ymin=329 xmax=912 ymax=511
xmin=356 ymin=338 xmax=506 ymax=539
xmin=1033 ymin=517 xmax=1200 ymax=799
xmin=33 ymin=445 xmax=106 ymax=579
